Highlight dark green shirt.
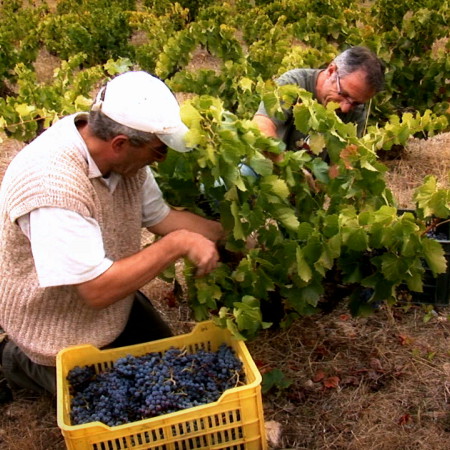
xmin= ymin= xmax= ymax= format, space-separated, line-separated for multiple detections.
xmin=256 ymin=69 xmax=368 ymax=151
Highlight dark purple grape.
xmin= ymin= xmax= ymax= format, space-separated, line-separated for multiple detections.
xmin=67 ymin=343 xmax=245 ymax=426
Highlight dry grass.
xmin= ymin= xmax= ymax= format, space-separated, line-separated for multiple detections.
xmin=0 ymin=394 xmax=63 ymax=450
xmin=0 ymin=136 xmax=23 ymax=180
xmin=247 ymin=303 xmax=450 ymax=449
xmin=384 ymin=134 xmax=450 ymax=209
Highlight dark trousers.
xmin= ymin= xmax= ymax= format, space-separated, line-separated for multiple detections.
xmin=1 ymin=291 xmax=173 ymax=395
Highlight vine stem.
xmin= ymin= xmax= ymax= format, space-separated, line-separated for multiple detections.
xmin=422 ymin=218 xmax=450 ymax=236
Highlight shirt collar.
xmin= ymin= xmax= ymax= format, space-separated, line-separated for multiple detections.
xmin=73 ymin=113 xmax=121 ymax=193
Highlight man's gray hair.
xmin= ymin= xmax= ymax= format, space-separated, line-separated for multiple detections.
xmin=333 ymin=46 xmax=385 ymax=93
xmin=88 ymin=110 xmax=157 ymax=147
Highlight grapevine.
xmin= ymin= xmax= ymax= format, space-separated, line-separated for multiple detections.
xmin=156 ymin=89 xmax=449 ymax=332
xmin=0 ymin=0 xmax=450 ymax=337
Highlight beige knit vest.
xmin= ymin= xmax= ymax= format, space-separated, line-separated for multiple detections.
xmin=0 ymin=118 xmax=146 ymax=366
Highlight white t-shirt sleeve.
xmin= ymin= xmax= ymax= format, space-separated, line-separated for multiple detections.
xmin=18 ymin=208 xmax=113 ymax=288
xmin=16 ymin=167 xmax=169 ymax=288
xmin=141 ymin=166 xmax=171 ymax=227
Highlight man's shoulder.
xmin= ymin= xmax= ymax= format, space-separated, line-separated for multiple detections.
xmin=2 ymin=119 xmax=89 ymax=195
xmin=340 ymin=104 xmax=367 ymax=123
xmin=11 ymin=137 xmax=85 ymax=173
xmin=276 ymin=68 xmax=320 ymax=89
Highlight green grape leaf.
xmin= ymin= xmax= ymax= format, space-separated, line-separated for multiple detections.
xmin=194 ymin=278 xmax=222 ymax=307
xmin=15 ymin=103 xmax=35 ymax=117
xmin=405 ymin=271 xmax=424 ymax=292
xmin=262 ymin=368 xmax=293 ymax=394
xmin=298 ymin=222 xmax=314 ymax=240
xmin=296 ymin=246 xmax=312 ymax=282
xmin=249 ymin=153 xmax=273 ymax=176
xmin=308 ymin=133 xmax=326 ymax=155
xmin=103 ymin=57 xmax=132 ymax=75
xmin=233 ymin=296 xmax=264 ymax=335
xmin=239 ymin=77 xmax=253 ymax=92
xmin=273 ymin=205 xmax=300 ymax=231
xmin=261 ymin=175 xmax=290 ymax=199
xmin=345 ymin=228 xmax=369 ymax=252
xmin=293 ymin=105 xmax=311 ymax=134
xmin=311 ymin=157 xmax=330 ymax=184
xmin=180 ymin=102 xmax=203 ymax=128
xmin=225 ymin=318 xmax=246 ymax=340
xmin=230 ymin=201 xmax=245 ymax=240
xmin=286 ymin=284 xmax=322 ymax=310
xmin=422 ymin=238 xmax=447 ymax=275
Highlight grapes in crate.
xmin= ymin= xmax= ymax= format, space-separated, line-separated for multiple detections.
xmin=67 ymin=344 xmax=245 ymax=427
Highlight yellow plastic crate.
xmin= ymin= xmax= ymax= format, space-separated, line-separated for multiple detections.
xmin=56 ymin=321 xmax=267 ymax=450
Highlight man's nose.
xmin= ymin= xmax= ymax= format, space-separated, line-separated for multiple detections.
xmin=153 ymin=153 xmax=167 ymax=163
xmin=340 ymin=101 xmax=353 ymax=113
xmin=152 ymin=146 xmax=168 ymax=162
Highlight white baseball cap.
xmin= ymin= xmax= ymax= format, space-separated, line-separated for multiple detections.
xmin=91 ymin=71 xmax=191 ymax=152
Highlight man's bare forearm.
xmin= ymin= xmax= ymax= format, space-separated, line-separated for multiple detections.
xmin=149 ymin=209 xmax=224 ymax=243
xmin=76 ymin=228 xmax=219 ymax=309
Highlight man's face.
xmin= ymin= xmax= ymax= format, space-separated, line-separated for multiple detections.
xmin=322 ymin=68 xmax=375 ymax=114
xmin=114 ymin=136 xmax=168 ymax=177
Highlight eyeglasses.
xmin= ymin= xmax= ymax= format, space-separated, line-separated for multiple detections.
xmin=149 ymin=143 xmax=168 ymax=161
xmin=335 ymin=70 xmax=363 ymax=107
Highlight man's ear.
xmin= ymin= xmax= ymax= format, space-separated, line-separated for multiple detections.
xmin=327 ymin=63 xmax=337 ymax=77
xmin=110 ymin=135 xmax=129 ymax=155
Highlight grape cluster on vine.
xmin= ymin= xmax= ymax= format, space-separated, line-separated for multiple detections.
xmin=425 ymin=230 xmax=448 ymax=241
xmin=67 ymin=344 xmax=245 ymax=427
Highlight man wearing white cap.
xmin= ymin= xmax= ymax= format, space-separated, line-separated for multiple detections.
xmin=0 ymin=71 xmax=223 ymax=399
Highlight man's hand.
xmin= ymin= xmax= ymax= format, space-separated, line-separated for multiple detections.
xmin=179 ymin=230 xmax=220 ymax=277
xmin=77 ymin=205 xmax=225 ymax=309
xmin=253 ymin=114 xmax=286 ymax=163
xmin=148 ymin=209 xmax=223 ymax=276
xmin=253 ymin=114 xmax=278 ymax=138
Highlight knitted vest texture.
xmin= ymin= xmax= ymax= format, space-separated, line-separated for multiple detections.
xmin=0 ymin=116 xmax=146 ymax=366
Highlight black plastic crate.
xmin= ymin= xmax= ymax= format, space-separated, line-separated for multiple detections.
xmin=397 ymin=210 xmax=450 ymax=306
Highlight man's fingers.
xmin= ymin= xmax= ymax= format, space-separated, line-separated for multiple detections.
xmin=195 ymin=250 xmax=220 ymax=277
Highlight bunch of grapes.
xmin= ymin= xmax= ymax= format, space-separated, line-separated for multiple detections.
xmin=67 ymin=344 xmax=245 ymax=427
xmin=425 ymin=230 xmax=448 ymax=241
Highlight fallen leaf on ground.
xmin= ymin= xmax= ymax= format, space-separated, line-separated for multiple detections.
xmin=323 ymin=376 xmax=340 ymax=389
xmin=313 ymin=369 xmax=326 ymax=382
xmin=398 ymin=334 xmax=413 ymax=345
xmin=398 ymin=414 xmax=412 ymax=426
